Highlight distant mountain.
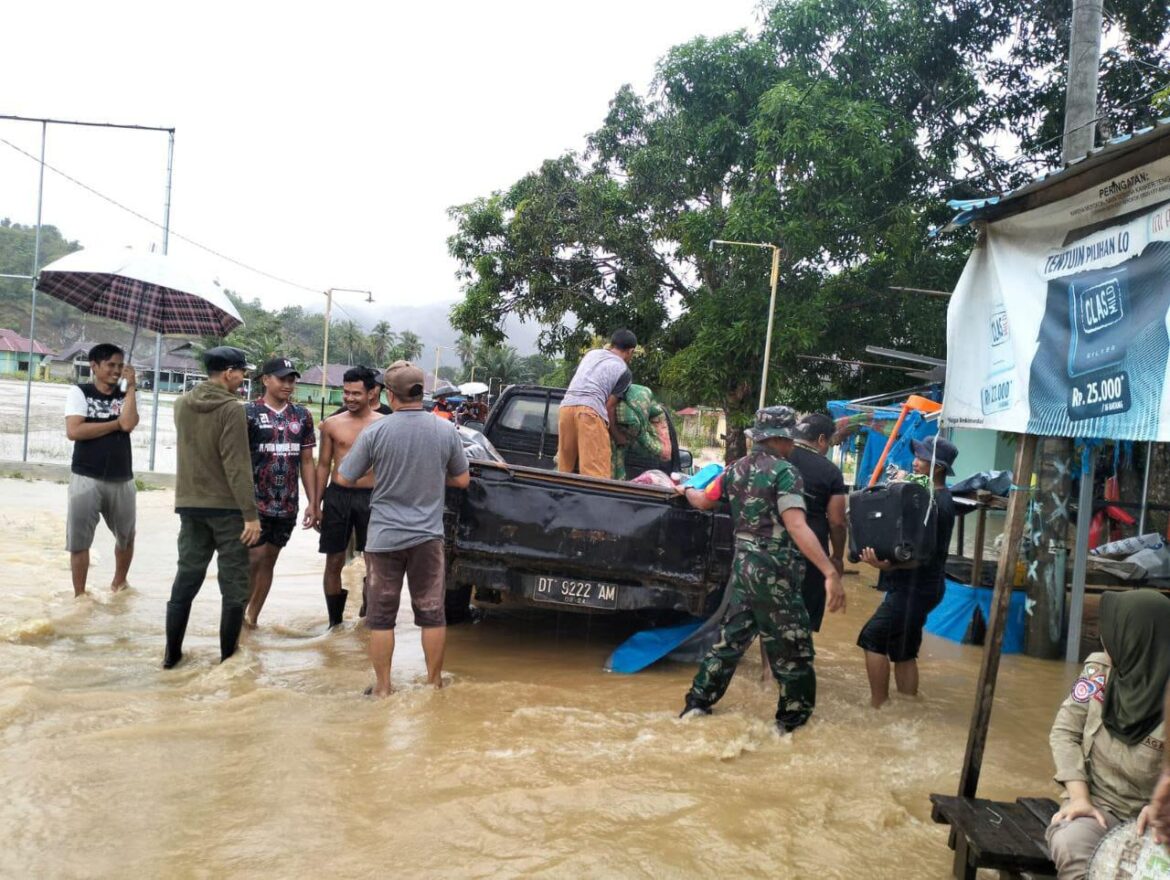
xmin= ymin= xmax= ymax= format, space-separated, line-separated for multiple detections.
xmin=305 ymin=298 xmax=545 ymax=367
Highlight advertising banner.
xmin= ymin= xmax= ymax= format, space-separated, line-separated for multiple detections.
xmin=944 ymin=154 xmax=1170 ymax=440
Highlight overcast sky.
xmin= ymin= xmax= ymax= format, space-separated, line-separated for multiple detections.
xmin=1 ymin=0 xmax=761 ymax=326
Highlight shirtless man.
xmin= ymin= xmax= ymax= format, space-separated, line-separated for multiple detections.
xmin=316 ymin=367 xmax=383 ymax=627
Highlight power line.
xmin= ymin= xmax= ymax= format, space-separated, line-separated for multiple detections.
xmin=0 ymin=134 xmax=323 ymax=295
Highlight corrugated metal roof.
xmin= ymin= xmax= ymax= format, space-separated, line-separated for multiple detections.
xmin=943 ymin=116 xmax=1170 ymax=230
xmin=0 ymin=328 xmax=53 ymax=355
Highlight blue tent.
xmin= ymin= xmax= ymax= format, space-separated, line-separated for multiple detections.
xmin=925 ymin=579 xmax=1029 ymax=654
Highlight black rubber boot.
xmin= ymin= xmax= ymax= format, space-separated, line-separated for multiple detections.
xmin=325 ymin=589 xmax=349 ymax=628
xmin=163 ymin=602 xmax=192 ymax=669
xmin=220 ymin=604 xmax=246 ymax=662
xmin=679 ymin=693 xmax=712 ymax=719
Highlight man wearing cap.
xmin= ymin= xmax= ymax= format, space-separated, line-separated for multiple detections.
xmin=242 ymin=357 xmax=318 ymax=628
xmin=164 ymin=346 xmax=261 ymax=668
xmin=316 ymin=366 xmax=384 ymax=627
xmin=856 ymin=435 xmax=958 ymax=708
xmin=676 ymin=406 xmax=846 ymax=733
xmin=557 ymin=330 xmax=637 ymax=479
xmin=787 ymin=413 xmax=848 ymax=632
xmin=332 ymin=360 xmax=470 ymax=696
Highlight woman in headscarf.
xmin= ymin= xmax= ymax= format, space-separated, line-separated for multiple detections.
xmin=1045 ymin=588 xmax=1170 ymax=879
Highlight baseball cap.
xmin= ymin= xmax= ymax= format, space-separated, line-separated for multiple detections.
xmin=385 ymin=360 xmax=425 ymax=399
xmin=203 ymin=346 xmax=248 ymax=372
xmin=260 ymin=357 xmax=299 ymax=379
xmin=371 ymin=369 xmax=385 ymax=388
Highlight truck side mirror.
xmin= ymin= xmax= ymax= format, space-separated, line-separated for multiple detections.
xmin=678 ymin=448 xmax=694 ymax=474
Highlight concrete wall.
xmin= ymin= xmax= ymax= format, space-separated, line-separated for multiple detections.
xmin=950 ymin=427 xmax=1015 ymax=478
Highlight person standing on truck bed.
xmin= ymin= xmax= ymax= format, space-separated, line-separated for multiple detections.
xmin=786 ymin=413 xmax=847 ymax=632
xmin=332 ymin=361 xmax=470 ymax=697
xmin=316 ymin=367 xmax=384 ymax=628
xmin=677 ymin=406 xmax=846 ymax=734
xmin=557 ymin=329 xmax=636 ymax=479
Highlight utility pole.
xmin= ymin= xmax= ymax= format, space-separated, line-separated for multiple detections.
xmin=1026 ymin=0 xmax=1104 ymax=659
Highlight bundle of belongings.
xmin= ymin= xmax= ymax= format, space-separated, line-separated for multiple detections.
xmin=1087 ymin=532 xmax=1170 ymax=581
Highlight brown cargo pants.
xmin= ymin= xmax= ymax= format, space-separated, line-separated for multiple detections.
xmin=557 ymin=405 xmax=612 ymax=478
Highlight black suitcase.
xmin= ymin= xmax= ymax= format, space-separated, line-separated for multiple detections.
xmin=847 ymin=481 xmax=938 ymax=565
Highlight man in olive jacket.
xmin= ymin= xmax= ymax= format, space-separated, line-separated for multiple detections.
xmin=163 ymin=346 xmax=261 ymax=668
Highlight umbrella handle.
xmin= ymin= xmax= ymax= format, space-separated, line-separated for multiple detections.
xmin=121 ymin=324 xmax=140 ymax=393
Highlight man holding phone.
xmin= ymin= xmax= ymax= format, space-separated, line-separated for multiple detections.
xmin=63 ymin=343 xmax=139 ymax=597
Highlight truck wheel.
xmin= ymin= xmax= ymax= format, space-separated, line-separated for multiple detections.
xmin=445 ymin=585 xmax=474 ymax=624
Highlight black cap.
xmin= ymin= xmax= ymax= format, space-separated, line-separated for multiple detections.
xmin=371 ymin=369 xmax=385 ymax=388
xmin=203 ymin=346 xmax=248 ymax=372
xmin=260 ymin=357 xmax=299 ymax=379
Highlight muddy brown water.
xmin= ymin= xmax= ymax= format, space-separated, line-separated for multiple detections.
xmin=0 ymin=478 xmax=1078 ymax=878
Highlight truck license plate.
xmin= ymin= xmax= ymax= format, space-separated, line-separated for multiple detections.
xmin=528 ymin=575 xmax=619 ymax=610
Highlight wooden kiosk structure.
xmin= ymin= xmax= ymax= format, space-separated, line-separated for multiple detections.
xmin=928 ymin=119 xmax=1170 ymax=878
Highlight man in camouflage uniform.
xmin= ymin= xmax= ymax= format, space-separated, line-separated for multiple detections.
xmin=676 ymin=406 xmax=846 ymax=732
xmin=611 ymin=384 xmax=673 ymax=480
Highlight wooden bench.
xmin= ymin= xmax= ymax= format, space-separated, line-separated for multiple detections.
xmin=930 ymin=794 xmax=1059 ymax=880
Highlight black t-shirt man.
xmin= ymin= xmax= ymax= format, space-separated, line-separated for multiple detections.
xmin=788 ymin=441 xmax=847 ymax=631
xmin=65 ymin=383 xmax=133 ymax=481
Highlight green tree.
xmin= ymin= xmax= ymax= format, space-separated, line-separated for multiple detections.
xmin=448 ymin=0 xmax=1169 ymax=457
xmin=369 ymin=321 xmax=397 ymax=365
xmin=395 ymin=330 xmax=424 ymax=362
xmin=474 ymin=343 xmax=524 ymax=386
xmin=455 ymin=334 xmax=477 ymax=373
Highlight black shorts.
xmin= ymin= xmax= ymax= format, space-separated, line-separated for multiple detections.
xmin=257 ymin=515 xmax=297 ymax=549
xmin=856 ymin=584 xmax=945 ymax=662
xmin=318 ymin=484 xmax=371 ymax=555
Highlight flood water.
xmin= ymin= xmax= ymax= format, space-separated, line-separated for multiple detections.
xmin=1 ymin=477 xmax=1081 ymax=878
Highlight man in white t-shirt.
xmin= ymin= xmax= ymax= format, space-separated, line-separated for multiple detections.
xmin=63 ymin=343 xmax=139 ymax=596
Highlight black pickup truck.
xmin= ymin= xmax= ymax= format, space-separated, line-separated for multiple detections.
xmin=445 ymin=385 xmax=732 ymax=616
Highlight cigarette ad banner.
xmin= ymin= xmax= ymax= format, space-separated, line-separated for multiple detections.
xmin=943 ymin=153 xmax=1170 ymax=441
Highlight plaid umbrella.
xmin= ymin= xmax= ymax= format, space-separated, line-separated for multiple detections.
xmin=36 ymin=249 xmax=244 ymax=354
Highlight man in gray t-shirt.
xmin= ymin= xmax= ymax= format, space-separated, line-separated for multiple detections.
xmin=557 ymin=329 xmax=636 ymax=478
xmin=335 ymin=360 xmax=470 ymax=697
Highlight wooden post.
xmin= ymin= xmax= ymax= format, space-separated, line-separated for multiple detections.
xmin=959 ymin=433 xmax=1038 ymax=798
xmin=971 ymin=506 xmax=988 ymax=588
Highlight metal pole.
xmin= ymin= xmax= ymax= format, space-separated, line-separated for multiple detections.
xmin=759 ymin=245 xmax=780 ymax=410
xmin=320 ymin=289 xmax=333 ymax=421
xmin=149 ymin=129 xmax=174 ymax=472
xmin=20 ymin=121 xmax=47 ymax=462
xmin=1139 ymin=442 xmax=1153 ymax=534
xmin=1066 ymin=450 xmax=1096 ymax=663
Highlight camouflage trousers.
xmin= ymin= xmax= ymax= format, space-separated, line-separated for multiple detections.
xmin=688 ymin=542 xmax=816 ymax=729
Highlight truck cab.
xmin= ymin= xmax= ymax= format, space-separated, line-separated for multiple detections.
xmin=481 ymin=384 xmax=691 ymax=478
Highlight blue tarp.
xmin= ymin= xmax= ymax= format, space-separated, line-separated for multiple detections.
xmin=828 ymin=399 xmax=940 ymax=486
xmin=925 ymin=578 xmax=1029 ymax=654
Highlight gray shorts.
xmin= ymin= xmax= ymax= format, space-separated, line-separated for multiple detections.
xmin=66 ymin=474 xmax=137 ymax=552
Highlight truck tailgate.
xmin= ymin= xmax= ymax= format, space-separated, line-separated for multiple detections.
xmin=446 ymin=461 xmax=733 ymax=594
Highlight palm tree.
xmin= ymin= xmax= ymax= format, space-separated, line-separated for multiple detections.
xmin=397 ymin=330 xmax=423 ymax=362
xmin=335 ymin=319 xmax=365 ymax=366
xmin=369 ymin=321 xmax=397 ymax=365
xmin=455 ymin=334 xmax=477 ymax=373
xmin=477 ymin=344 xmax=524 ymax=385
